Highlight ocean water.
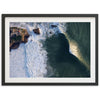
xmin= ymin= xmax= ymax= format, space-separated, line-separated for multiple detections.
xmin=10 ymin=22 xmax=90 ymax=77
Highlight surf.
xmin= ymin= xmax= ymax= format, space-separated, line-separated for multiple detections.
xmin=10 ymin=22 xmax=66 ymax=77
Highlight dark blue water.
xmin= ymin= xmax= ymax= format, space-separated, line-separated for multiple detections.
xmin=45 ymin=33 xmax=90 ymax=77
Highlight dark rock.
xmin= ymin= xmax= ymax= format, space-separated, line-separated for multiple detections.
xmin=49 ymin=32 xmax=53 ymax=34
xmin=23 ymin=35 xmax=29 ymax=43
xmin=10 ymin=42 xmax=20 ymax=49
xmin=51 ymin=25 xmax=57 ymax=28
xmin=12 ymin=34 xmax=16 ymax=38
xmin=33 ymin=28 xmax=40 ymax=35
xmin=10 ymin=27 xmax=30 ymax=51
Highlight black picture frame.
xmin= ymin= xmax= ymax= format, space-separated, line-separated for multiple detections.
xmin=1 ymin=14 xmax=98 ymax=86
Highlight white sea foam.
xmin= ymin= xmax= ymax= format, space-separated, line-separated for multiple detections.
xmin=10 ymin=43 xmax=26 ymax=77
xmin=10 ymin=22 xmax=66 ymax=77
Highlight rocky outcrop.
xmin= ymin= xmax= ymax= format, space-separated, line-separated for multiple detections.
xmin=51 ymin=25 xmax=57 ymax=28
xmin=10 ymin=42 xmax=20 ymax=50
xmin=10 ymin=27 xmax=29 ymax=51
xmin=33 ymin=28 xmax=40 ymax=35
xmin=23 ymin=35 xmax=29 ymax=43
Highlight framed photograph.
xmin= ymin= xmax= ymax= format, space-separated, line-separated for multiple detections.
xmin=2 ymin=14 xmax=98 ymax=85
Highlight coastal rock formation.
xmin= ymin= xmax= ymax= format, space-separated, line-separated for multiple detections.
xmin=33 ymin=28 xmax=40 ymax=35
xmin=10 ymin=42 xmax=20 ymax=49
xmin=51 ymin=25 xmax=57 ymax=28
xmin=10 ymin=27 xmax=29 ymax=51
